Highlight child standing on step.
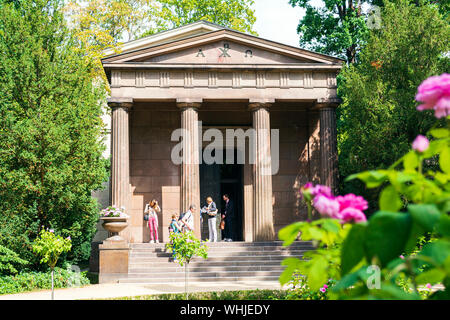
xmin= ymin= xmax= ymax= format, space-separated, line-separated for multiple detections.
xmin=169 ymin=214 xmax=181 ymax=262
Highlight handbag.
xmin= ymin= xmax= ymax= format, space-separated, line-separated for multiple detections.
xmin=220 ymin=219 xmax=225 ymax=230
xmin=144 ymin=214 xmax=149 ymax=221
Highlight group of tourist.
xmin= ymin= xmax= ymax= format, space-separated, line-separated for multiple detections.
xmin=143 ymin=194 xmax=235 ymax=243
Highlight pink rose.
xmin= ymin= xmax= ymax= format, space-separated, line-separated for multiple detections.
xmin=412 ymin=135 xmax=429 ymax=153
xmin=416 ymin=73 xmax=450 ymax=118
xmin=336 ymin=194 xmax=368 ymax=211
xmin=426 ymin=283 xmax=432 ymax=289
xmin=319 ymin=287 xmax=326 ymax=293
xmin=313 ymin=194 xmax=340 ymax=219
xmin=323 ymin=284 xmax=328 ymax=289
xmin=340 ymin=207 xmax=367 ymax=223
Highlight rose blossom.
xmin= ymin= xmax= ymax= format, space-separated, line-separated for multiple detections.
xmin=340 ymin=207 xmax=367 ymax=223
xmin=415 ymin=73 xmax=450 ymax=118
xmin=313 ymin=194 xmax=340 ymax=219
xmin=336 ymin=194 xmax=368 ymax=211
xmin=412 ymin=135 xmax=429 ymax=153
xmin=320 ymin=287 xmax=326 ymax=293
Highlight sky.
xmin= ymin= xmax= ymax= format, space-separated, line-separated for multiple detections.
xmin=252 ymin=0 xmax=314 ymax=47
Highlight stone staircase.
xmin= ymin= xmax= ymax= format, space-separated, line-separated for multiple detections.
xmin=118 ymin=241 xmax=314 ymax=284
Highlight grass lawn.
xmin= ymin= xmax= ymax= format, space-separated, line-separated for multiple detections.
xmin=99 ymin=289 xmax=294 ymax=300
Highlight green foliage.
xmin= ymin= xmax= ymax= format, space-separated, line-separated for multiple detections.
xmin=289 ymin=0 xmax=372 ymax=63
xmin=334 ymin=119 xmax=450 ymax=299
xmin=284 ymin=272 xmax=335 ymax=300
xmin=165 ymin=231 xmax=208 ymax=266
xmin=152 ymin=0 xmax=257 ymax=35
xmin=0 ymin=266 xmax=90 ymax=295
xmin=279 ymin=218 xmax=350 ymax=291
xmin=338 ymin=0 xmax=450 ymax=212
xmin=0 ymin=245 xmax=29 ymax=276
xmin=32 ymin=229 xmax=72 ymax=269
xmin=0 ymin=0 xmax=109 ymax=266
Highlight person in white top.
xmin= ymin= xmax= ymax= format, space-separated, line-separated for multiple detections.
xmin=180 ymin=204 xmax=196 ymax=232
xmin=144 ymin=199 xmax=160 ymax=243
xmin=201 ymin=197 xmax=218 ymax=242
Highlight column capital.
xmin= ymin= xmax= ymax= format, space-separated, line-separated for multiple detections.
xmin=107 ymin=97 xmax=133 ymax=109
xmin=248 ymin=98 xmax=275 ymax=111
xmin=176 ymin=98 xmax=202 ymax=110
xmin=314 ymin=97 xmax=341 ymax=109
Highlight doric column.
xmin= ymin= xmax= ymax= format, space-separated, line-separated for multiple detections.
xmin=108 ymin=98 xmax=132 ymax=214
xmin=319 ymin=104 xmax=338 ymax=194
xmin=250 ymin=102 xmax=275 ymax=241
xmin=177 ymin=100 xmax=201 ymax=239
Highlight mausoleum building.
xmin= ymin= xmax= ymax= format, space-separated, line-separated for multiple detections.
xmin=100 ymin=20 xmax=343 ymax=244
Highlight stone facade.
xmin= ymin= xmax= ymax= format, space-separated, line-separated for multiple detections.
xmin=98 ymin=21 xmax=343 ymax=246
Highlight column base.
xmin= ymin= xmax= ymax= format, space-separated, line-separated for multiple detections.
xmin=98 ymin=240 xmax=129 ymax=284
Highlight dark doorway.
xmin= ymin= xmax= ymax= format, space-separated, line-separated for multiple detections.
xmin=200 ymin=150 xmax=243 ymax=241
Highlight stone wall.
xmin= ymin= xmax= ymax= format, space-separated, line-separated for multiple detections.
xmin=129 ymin=102 xmax=181 ymax=243
xmin=271 ymin=107 xmax=320 ymax=235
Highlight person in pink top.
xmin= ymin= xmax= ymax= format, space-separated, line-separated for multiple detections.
xmin=144 ymin=199 xmax=161 ymax=243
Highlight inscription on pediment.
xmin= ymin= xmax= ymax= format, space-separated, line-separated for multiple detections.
xmin=144 ymin=40 xmax=310 ymax=64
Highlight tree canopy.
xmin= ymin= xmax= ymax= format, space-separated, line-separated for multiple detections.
xmin=337 ymin=0 xmax=450 ymax=211
xmin=0 ymin=0 xmax=109 ymax=265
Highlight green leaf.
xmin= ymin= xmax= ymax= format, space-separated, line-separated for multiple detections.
xmin=278 ymin=222 xmax=303 ymax=246
xmin=341 ymin=223 xmax=367 ymax=276
xmin=408 ymin=204 xmax=441 ymax=233
xmin=429 ymin=128 xmax=449 ymax=138
xmin=322 ymin=219 xmax=340 ymax=234
xmin=364 ymin=211 xmax=412 ymax=267
xmin=415 ymin=268 xmax=446 ymax=285
xmin=307 ymin=256 xmax=328 ymax=291
xmin=346 ymin=170 xmax=388 ymax=188
xmin=437 ymin=213 xmax=450 ymax=237
xmin=279 ymin=257 xmax=302 ymax=285
xmin=372 ymin=284 xmax=421 ymax=300
xmin=440 ymin=148 xmax=450 ymax=174
xmin=333 ymin=268 xmax=364 ymax=291
xmin=379 ymin=185 xmax=403 ymax=212
xmin=417 ymin=240 xmax=450 ymax=267
xmin=403 ymin=151 xmax=419 ymax=170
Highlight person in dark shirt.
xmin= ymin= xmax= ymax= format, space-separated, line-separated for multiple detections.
xmin=222 ymin=194 xmax=234 ymax=242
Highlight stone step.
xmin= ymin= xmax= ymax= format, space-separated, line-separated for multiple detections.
xmin=128 ymin=255 xmax=299 ymax=263
xmin=118 ymin=275 xmax=281 ymax=284
xmin=130 ymin=246 xmax=311 ymax=253
xmin=129 ymin=250 xmax=307 ymax=258
xmin=125 ymin=270 xmax=283 ymax=279
xmin=129 ymin=259 xmax=284 ymax=268
xmin=129 ymin=241 xmax=312 ymax=249
xmin=128 ymin=265 xmax=286 ymax=273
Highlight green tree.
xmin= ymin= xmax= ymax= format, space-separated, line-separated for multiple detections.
xmin=153 ymin=0 xmax=257 ymax=35
xmin=289 ymin=0 xmax=374 ymax=63
xmin=337 ymin=0 xmax=450 ymax=211
xmin=0 ymin=0 xmax=109 ymax=266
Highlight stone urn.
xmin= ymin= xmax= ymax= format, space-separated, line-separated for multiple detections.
xmin=100 ymin=216 xmax=129 ymax=241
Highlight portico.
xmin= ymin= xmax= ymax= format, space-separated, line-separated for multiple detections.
xmin=102 ymin=21 xmax=343 ymax=244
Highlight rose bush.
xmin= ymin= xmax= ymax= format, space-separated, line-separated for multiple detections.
xmin=279 ymin=73 xmax=450 ymax=299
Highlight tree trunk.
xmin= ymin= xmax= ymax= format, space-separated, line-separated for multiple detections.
xmin=51 ymin=268 xmax=54 ymax=300
xmin=185 ymin=263 xmax=189 ymax=300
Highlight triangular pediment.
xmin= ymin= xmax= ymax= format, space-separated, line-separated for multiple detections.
xmin=102 ymin=29 xmax=343 ymax=66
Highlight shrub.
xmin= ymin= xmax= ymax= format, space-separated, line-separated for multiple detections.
xmin=0 ymin=245 xmax=29 ymax=276
xmin=0 ymin=266 xmax=90 ymax=295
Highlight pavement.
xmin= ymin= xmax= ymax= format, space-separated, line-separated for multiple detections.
xmin=0 ymin=280 xmax=284 ymax=300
